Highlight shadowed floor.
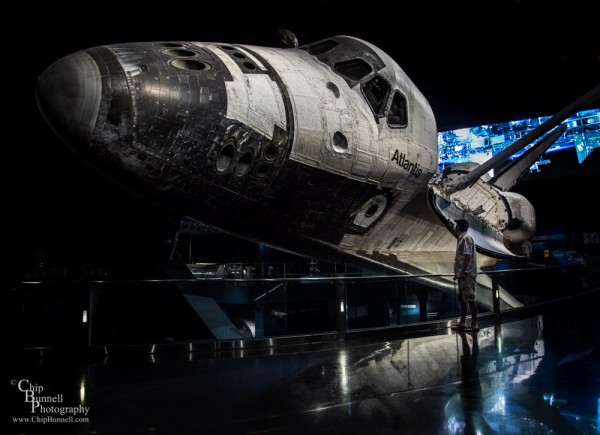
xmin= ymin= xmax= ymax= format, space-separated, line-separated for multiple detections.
xmin=7 ymin=291 xmax=599 ymax=434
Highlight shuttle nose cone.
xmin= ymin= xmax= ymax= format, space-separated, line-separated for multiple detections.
xmin=36 ymin=51 xmax=101 ymax=142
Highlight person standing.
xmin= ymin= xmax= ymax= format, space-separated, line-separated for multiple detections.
xmin=453 ymin=218 xmax=478 ymax=330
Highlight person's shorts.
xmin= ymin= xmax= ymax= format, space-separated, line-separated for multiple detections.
xmin=458 ymin=274 xmax=476 ymax=302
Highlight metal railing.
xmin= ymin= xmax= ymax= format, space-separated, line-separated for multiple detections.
xmin=12 ymin=259 xmax=599 ymax=350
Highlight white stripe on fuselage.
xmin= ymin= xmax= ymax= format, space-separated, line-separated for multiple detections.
xmin=201 ymin=44 xmax=286 ymax=140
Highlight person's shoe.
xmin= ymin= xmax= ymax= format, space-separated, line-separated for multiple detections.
xmin=469 ymin=324 xmax=479 ymax=331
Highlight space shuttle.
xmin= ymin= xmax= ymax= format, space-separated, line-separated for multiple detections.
xmin=35 ymin=31 xmax=600 ymax=282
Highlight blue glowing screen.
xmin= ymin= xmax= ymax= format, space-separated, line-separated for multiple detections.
xmin=438 ymin=108 xmax=600 ymax=172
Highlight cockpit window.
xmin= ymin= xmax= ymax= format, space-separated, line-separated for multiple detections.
xmin=334 ymin=59 xmax=372 ymax=81
xmin=307 ymin=40 xmax=339 ymax=55
xmin=387 ymin=91 xmax=407 ymax=127
xmin=363 ymin=76 xmax=390 ymax=115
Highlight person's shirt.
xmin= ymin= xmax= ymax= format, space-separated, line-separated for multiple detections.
xmin=454 ymin=232 xmax=477 ymax=277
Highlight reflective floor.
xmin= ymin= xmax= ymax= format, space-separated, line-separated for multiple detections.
xmin=8 ymin=291 xmax=600 ymax=434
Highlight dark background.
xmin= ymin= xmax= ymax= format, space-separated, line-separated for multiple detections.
xmin=8 ymin=0 xmax=600 ymax=282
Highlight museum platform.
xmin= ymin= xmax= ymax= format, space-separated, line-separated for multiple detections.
xmin=7 ymin=282 xmax=599 ymax=434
